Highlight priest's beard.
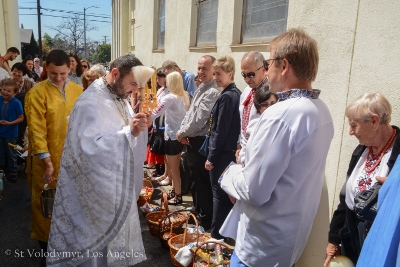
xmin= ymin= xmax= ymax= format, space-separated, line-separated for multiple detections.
xmin=111 ymin=78 xmax=129 ymax=99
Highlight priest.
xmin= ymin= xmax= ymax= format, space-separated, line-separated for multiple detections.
xmin=47 ymin=54 xmax=151 ymax=267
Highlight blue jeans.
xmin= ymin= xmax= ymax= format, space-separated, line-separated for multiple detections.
xmin=230 ymin=250 xmax=249 ymax=267
xmin=230 ymin=250 xmax=296 ymax=267
xmin=0 ymin=137 xmax=17 ymax=177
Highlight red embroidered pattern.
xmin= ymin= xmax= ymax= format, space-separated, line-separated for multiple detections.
xmin=356 ymin=147 xmax=392 ymax=194
xmin=0 ymin=57 xmax=8 ymax=66
xmin=241 ymin=77 xmax=268 ymax=140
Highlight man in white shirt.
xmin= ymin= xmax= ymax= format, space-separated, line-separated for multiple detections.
xmin=220 ymin=28 xmax=334 ymax=267
xmin=236 ymin=51 xmax=268 ymax=163
xmin=0 ymin=67 xmax=10 ymax=80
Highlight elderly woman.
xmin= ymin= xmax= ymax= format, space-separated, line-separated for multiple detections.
xmin=82 ymin=69 xmax=102 ymax=91
xmin=204 ymin=56 xmax=241 ymax=239
xmin=324 ymin=93 xmax=400 ymax=266
xmin=8 ymin=63 xmax=34 ymax=93
xmin=33 ymin=57 xmax=43 ymax=77
xmin=90 ymin=64 xmax=107 ymax=76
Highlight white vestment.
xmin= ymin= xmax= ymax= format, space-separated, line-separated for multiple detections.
xmin=220 ymin=94 xmax=334 ymax=267
xmin=47 ymin=78 xmax=147 ymax=267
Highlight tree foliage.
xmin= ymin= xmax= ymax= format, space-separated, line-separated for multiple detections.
xmin=90 ymin=44 xmax=111 ymax=64
xmin=42 ymin=33 xmax=111 ymax=64
xmin=21 ymin=34 xmax=39 ymax=59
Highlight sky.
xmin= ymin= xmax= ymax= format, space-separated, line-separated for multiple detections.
xmin=18 ymin=0 xmax=112 ymax=45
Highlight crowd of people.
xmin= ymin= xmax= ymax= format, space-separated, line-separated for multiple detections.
xmin=0 ymin=27 xmax=398 ymax=267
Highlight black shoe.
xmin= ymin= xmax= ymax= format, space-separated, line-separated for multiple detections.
xmin=156 ymin=164 xmax=165 ymax=176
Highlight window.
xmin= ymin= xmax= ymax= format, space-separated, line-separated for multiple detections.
xmin=241 ymin=0 xmax=289 ymax=43
xmin=196 ymin=0 xmax=218 ymax=46
xmin=157 ymin=0 xmax=166 ymax=49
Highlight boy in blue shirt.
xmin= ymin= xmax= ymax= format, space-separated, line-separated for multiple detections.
xmin=0 ymin=79 xmax=24 ymax=182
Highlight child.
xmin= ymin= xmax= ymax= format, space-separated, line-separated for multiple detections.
xmin=0 ymin=79 xmax=24 ymax=182
xmin=237 ymin=85 xmax=277 ymax=164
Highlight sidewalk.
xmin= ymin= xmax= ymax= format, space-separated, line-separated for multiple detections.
xmin=0 ymin=166 xmax=194 ymax=266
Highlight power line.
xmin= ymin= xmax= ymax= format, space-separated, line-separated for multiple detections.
xmin=19 ymin=13 xmax=111 ymax=24
xmin=19 ymin=6 xmax=111 ymax=18
xmin=42 ymin=8 xmax=111 ymax=19
xmin=42 ymin=14 xmax=110 ymax=23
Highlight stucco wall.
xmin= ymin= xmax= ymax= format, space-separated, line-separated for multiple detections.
xmin=0 ymin=0 xmax=21 ymax=57
xmin=112 ymin=0 xmax=400 ymax=265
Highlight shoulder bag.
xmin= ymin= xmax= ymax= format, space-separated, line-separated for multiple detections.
xmin=198 ymin=115 xmax=212 ymax=157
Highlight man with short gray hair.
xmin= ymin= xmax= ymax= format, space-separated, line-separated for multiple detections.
xmin=236 ymin=51 xmax=268 ymax=162
xmin=176 ymin=55 xmax=221 ymax=230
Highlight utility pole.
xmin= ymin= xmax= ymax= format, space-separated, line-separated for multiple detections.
xmin=84 ymin=6 xmax=99 ymax=59
xmin=37 ymin=0 xmax=42 ymax=59
xmin=84 ymin=8 xmax=86 ymax=58
xmin=103 ymin=36 xmax=107 ymax=44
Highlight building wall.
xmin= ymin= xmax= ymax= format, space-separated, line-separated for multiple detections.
xmin=112 ymin=0 xmax=400 ymax=265
xmin=0 ymin=0 xmax=21 ymax=57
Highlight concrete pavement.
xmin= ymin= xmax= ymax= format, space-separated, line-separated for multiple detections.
xmin=0 ymin=167 xmax=195 ymax=266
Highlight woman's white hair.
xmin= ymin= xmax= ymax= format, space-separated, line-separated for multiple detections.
xmin=90 ymin=64 xmax=107 ymax=76
xmin=345 ymin=93 xmax=392 ymax=124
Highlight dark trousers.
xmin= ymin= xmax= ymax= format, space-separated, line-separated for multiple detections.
xmin=209 ymin=151 xmax=235 ymax=239
xmin=0 ymin=137 xmax=17 ymax=177
xmin=187 ymin=136 xmax=213 ymax=229
xmin=38 ymin=241 xmax=47 ymax=267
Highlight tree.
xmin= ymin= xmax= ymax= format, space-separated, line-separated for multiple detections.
xmin=48 ymin=14 xmax=96 ymax=55
xmin=42 ymin=33 xmax=54 ymax=55
xmin=96 ymin=44 xmax=111 ymax=63
xmin=21 ymin=34 xmax=39 ymax=59
xmin=90 ymin=43 xmax=111 ymax=64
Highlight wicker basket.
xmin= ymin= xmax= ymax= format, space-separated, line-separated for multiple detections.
xmin=192 ymin=240 xmax=232 ymax=267
xmin=159 ymin=209 xmax=189 ymax=249
xmin=140 ymin=202 xmax=161 ymax=217
xmin=137 ymin=179 xmax=154 ymax=207
xmin=168 ymin=213 xmax=211 ymax=267
xmin=145 ymin=191 xmax=169 ymax=236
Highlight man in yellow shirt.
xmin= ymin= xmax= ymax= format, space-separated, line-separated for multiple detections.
xmin=24 ymin=49 xmax=82 ymax=267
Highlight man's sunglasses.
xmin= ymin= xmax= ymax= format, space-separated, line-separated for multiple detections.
xmin=241 ymin=65 xmax=264 ymax=79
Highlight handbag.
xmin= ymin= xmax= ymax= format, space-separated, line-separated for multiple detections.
xmin=353 ymin=183 xmax=381 ymax=222
xmin=150 ymin=132 xmax=165 ymax=155
xmin=198 ymin=114 xmax=213 ymax=157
